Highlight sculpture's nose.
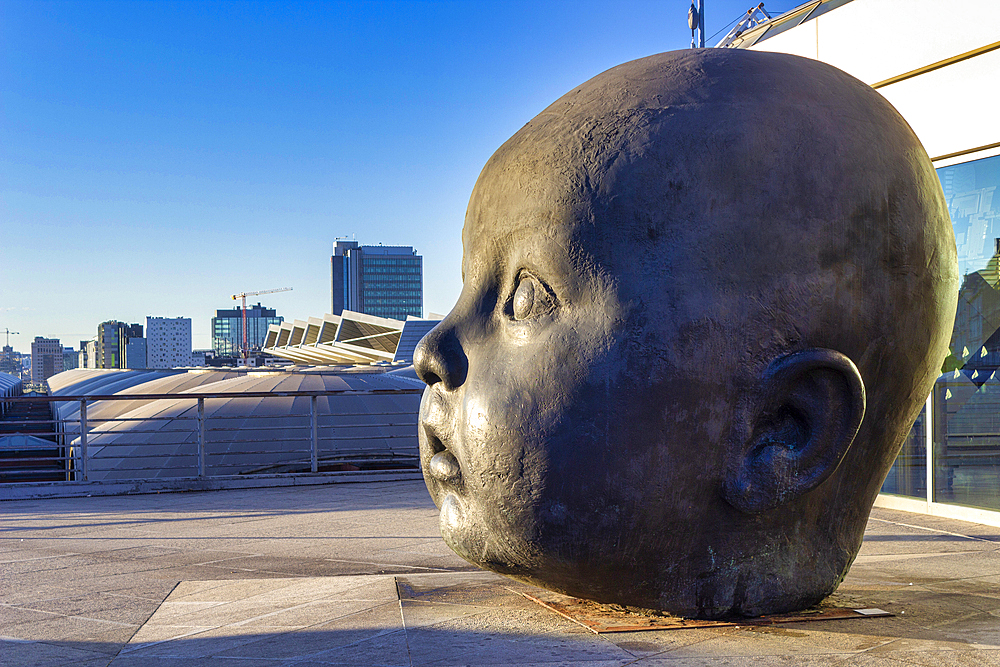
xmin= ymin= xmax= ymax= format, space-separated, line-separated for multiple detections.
xmin=413 ymin=323 xmax=468 ymax=391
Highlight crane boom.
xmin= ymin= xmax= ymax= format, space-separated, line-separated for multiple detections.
xmin=231 ymin=287 xmax=292 ymax=300
xmin=231 ymin=287 xmax=293 ymax=361
xmin=1 ymin=328 xmax=19 ymax=347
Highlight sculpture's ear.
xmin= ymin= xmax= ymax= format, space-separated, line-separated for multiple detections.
xmin=723 ymin=349 xmax=865 ymax=514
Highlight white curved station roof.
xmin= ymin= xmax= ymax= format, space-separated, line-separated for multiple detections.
xmin=46 ymin=366 xmax=424 ymax=481
xmin=50 ymin=369 xmax=241 ymax=432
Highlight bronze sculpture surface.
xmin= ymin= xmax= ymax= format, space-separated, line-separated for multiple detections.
xmin=413 ymin=49 xmax=959 ymax=618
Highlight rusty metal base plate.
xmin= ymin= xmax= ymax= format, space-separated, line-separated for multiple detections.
xmin=516 ymin=589 xmax=892 ymax=634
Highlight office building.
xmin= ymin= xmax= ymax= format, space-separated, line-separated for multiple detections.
xmin=95 ymin=321 xmax=143 ymax=369
xmin=124 ymin=337 xmax=147 ymax=370
xmin=62 ymin=347 xmax=78 ymax=372
xmin=0 ymin=345 xmax=19 ymax=376
xmin=146 ymin=317 xmax=192 ymax=368
xmin=79 ymin=340 xmax=97 ymax=369
xmin=331 ymin=241 xmax=423 ymax=321
xmin=212 ymin=303 xmax=283 ymax=359
xmin=31 ymin=337 xmax=63 ymax=384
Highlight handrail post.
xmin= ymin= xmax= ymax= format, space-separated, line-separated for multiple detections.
xmin=198 ymin=397 xmax=206 ymax=478
xmin=79 ymin=400 xmax=88 ymax=482
xmin=310 ymin=395 xmax=318 ymax=473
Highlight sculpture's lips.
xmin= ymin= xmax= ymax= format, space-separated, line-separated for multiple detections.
xmin=421 ymin=425 xmax=462 ymax=485
xmin=429 ymin=450 xmax=461 ymax=483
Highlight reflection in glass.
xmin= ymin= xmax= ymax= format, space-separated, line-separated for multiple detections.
xmin=883 ymin=154 xmax=1000 ymax=510
xmin=880 ymin=406 xmax=926 ymax=499
xmin=935 ymin=154 xmax=1000 ymax=510
xmin=933 ymin=369 xmax=1000 ymax=510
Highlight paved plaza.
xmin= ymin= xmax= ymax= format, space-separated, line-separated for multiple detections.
xmin=3 ymin=480 xmax=1000 ymax=666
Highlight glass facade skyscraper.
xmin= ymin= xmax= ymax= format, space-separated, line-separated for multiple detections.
xmin=331 ymin=241 xmax=423 ymax=321
xmin=212 ymin=303 xmax=283 ymax=358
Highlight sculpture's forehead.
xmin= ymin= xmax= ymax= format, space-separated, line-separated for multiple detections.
xmin=462 ymin=144 xmax=592 ymax=260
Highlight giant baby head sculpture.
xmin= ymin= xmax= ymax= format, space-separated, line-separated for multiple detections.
xmin=413 ymin=49 xmax=959 ymax=619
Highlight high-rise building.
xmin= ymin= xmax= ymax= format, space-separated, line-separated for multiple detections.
xmin=331 ymin=241 xmax=423 ymax=321
xmin=146 ymin=317 xmax=192 ymax=368
xmin=96 ymin=321 xmax=144 ymax=369
xmin=31 ymin=337 xmax=63 ymax=384
xmin=212 ymin=303 xmax=283 ymax=358
xmin=0 ymin=345 xmax=19 ymax=376
xmin=62 ymin=347 xmax=79 ymax=371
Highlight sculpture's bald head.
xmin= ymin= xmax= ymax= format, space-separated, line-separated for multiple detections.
xmin=415 ymin=49 xmax=958 ymax=618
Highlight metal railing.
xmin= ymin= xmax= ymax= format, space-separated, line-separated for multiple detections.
xmin=0 ymin=388 xmax=423 ymax=485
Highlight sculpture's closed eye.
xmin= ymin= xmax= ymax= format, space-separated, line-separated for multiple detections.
xmin=511 ymin=272 xmax=557 ymax=321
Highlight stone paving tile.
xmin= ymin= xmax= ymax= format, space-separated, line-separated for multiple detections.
xmin=404 ymin=626 xmax=634 ymax=666
xmin=0 ymin=604 xmax=59 ymax=626
xmin=0 ymin=553 xmax=100 ymax=576
xmin=18 ymin=591 xmax=165 ymax=626
xmin=871 ymin=510 xmax=1000 ymax=541
xmin=111 ymin=656 xmax=287 ymax=666
xmin=838 ymin=649 xmax=1000 ymax=666
xmin=854 ymin=549 xmax=1000 ymax=584
xmin=36 ymin=570 xmax=177 ymax=596
xmin=0 ymin=638 xmax=113 ymax=667
xmin=5 ymin=612 xmax=138 ymax=647
xmin=125 ymin=622 xmax=216 ymax=645
xmin=633 ymin=655 xmax=861 ymax=666
xmin=0 ymin=583 xmax=72 ymax=606
xmin=182 ymin=574 xmax=398 ymax=605
xmin=921 ymin=574 xmax=1000 ymax=601
xmin=213 ymin=601 xmax=406 ymax=660
xmin=141 ymin=564 xmax=298 ymax=581
xmin=628 ymin=626 xmax=858 ymax=660
xmin=399 ymin=600 xmax=500 ymax=630
xmin=236 ymin=599 xmax=379 ymax=628
xmin=212 ymin=554 xmax=442 ymax=577
xmin=268 ymin=628 xmax=412 ymax=667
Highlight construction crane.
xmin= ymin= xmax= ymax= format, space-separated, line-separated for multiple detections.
xmin=231 ymin=288 xmax=292 ymax=360
xmin=1 ymin=328 xmax=19 ymax=347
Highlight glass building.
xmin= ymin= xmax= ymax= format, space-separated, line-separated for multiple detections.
xmin=882 ymin=154 xmax=1000 ymax=512
xmin=331 ymin=241 xmax=423 ymax=321
xmin=212 ymin=303 xmax=283 ymax=358
xmin=742 ymin=0 xmax=1000 ymax=524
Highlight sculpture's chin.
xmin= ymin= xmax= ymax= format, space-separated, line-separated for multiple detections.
xmin=438 ymin=493 xmax=482 ymax=565
xmin=439 ymin=493 xmax=464 ymax=534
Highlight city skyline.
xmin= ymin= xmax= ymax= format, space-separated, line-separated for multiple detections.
xmin=1 ymin=0 xmax=781 ymax=352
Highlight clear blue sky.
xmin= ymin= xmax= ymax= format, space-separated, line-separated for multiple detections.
xmin=1 ymin=0 xmax=798 ymax=352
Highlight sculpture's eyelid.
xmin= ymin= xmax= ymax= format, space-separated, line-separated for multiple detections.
xmin=509 ymin=270 xmax=559 ymax=320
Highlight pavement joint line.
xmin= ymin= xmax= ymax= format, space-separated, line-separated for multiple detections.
xmin=851 ymin=637 xmax=910 ymax=657
xmin=868 ymin=517 xmax=1000 ymax=544
xmin=192 ymin=554 xmax=268 ymax=567
xmin=0 ymin=552 xmax=83 ymax=564
xmin=320 ymin=558 xmax=464 ymax=572
xmin=395 ymin=577 xmax=415 ymax=667
xmin=168 ymin=579 xmax=302 ymax=601
xmin=854 ymin=550 xmax=984 ymax=562
xmin=108 ymin=580 xmax=179 ymax=664
xmin=6 ymin=605 xmax=138 ymax=628
xmin=118 ymin=625 xmax=226 ymax=654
